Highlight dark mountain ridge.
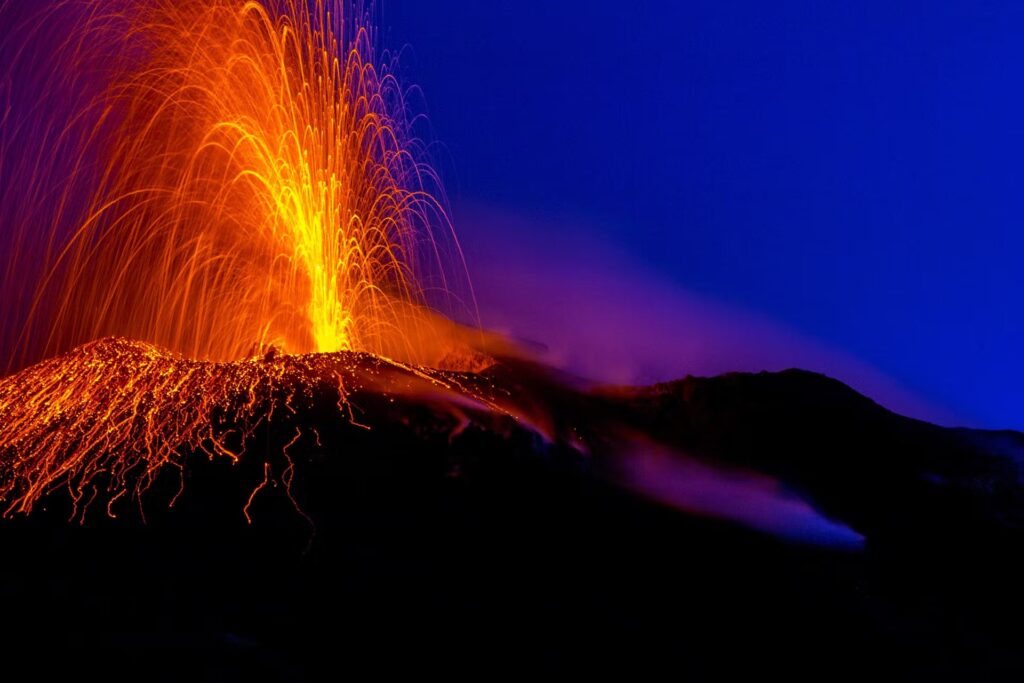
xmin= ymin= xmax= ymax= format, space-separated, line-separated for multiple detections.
xmin=0 ymin=340 xmax=1020 ymax=680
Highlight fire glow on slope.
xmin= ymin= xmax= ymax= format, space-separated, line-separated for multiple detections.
xmin=0 ymin=337 xmax=500 ymax=520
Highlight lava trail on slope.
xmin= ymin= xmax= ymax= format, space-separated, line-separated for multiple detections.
xmin=1 ymin=339 xmax=1024 ymax=679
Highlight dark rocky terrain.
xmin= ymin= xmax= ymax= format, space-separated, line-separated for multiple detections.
xmin=0 ymin=348 xmax=1022 ymax=680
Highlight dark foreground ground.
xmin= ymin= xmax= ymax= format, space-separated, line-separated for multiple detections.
xmin=0 ymin=350 xmax=1022 ymax=680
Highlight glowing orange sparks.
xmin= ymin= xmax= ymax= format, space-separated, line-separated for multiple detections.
xmin=2 ymin=0 xmax=472 ymax=368
xmin=0 ymin=0 xmax=484 ymax=521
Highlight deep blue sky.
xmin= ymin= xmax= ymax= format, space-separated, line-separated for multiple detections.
xmin=384 ymin=0 xmax=1022 ymax=429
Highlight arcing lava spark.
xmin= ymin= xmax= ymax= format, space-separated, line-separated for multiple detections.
xmin=0 ymin=0 xmax=480 ymax=518
xmin=0 ymin=0 xmax=471 ymax=369
xmin=0 ymin=337 xmax=497 ymax=520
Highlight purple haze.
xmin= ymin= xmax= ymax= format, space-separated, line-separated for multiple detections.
xmin=456 ymin=203 xmax=957 ymax=427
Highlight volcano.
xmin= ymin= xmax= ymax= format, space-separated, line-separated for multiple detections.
xmin=1 ymin=2 xmax=1020 ymax=680
xmin=0 ymin=338 xmax=1021 ymax=680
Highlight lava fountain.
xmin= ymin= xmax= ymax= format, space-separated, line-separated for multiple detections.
xmin=0 ymin=0 xmax=485 ymax=518
xmin=0 ymin=0 xmax=472 ymax=369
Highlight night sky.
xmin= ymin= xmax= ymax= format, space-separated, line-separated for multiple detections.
xmin=384 ymin=0 xmax=1023 ymax=429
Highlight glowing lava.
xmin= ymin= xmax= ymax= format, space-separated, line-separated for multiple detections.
xmin=0 ymin=0 xmax=471 ymax=370
xmin=0 ymin=337 xmax=499 ymax=520
xmin=0 ymin=0 xmax=486 ymax=519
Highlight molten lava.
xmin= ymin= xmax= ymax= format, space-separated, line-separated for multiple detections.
xmin=0 ymin=0 xmax=471 ymax=369
xmin=0 ymin=0 xmax=483 ymax=519
xmin=0 ymin=337 xmax=501 ymax=521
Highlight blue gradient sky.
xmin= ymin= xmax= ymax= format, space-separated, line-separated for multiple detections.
xmin=385 ymin=0 xmax=1023 ymax=429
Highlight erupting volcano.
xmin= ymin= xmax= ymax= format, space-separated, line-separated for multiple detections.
xmin=0 ymin=0 xmax=482 ymax=516
xmin=1 ymin=1 xmax=1023 ymax=680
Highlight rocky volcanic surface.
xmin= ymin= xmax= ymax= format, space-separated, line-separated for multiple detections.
xmin=0 ymin=340 xmax=1022 ymax=680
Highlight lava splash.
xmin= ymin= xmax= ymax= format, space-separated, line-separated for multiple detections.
xmin=0 ymin=337 xmax=502 ymax=521
xmin=0 ymin=0 xmax=472 ymax=371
